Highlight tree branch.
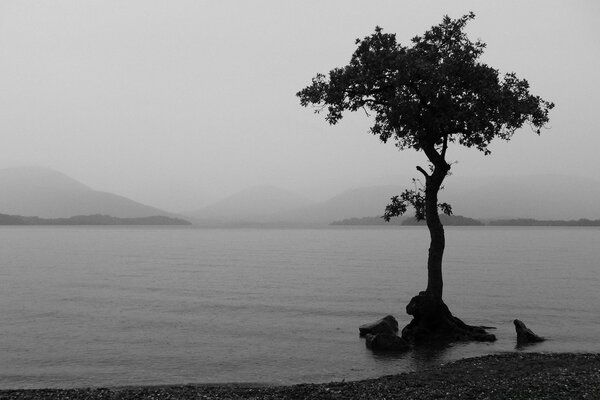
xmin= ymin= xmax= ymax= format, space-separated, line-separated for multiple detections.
xmin=441 ymin=134 xmax=448 ymax=159
xmin=416 ymin=165 xmax=430 ymax=178
xmin=422 ymin=144 xmax=447 ymax=169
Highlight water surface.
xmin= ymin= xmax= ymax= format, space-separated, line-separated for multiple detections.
xmin=1 ymin=226 xmax=598 ymax=388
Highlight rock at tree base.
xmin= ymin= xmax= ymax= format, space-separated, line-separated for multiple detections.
xmin=401 ymin=292 xmax=496 ymax=343
xmin=365 ymin=333 xmax=410 ymax=352
xmin=514 ymin=319 xmax=545 ymax=344
xmin=359 ymin=315 xmax=399 ymax=337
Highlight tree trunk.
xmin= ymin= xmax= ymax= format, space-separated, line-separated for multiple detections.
xmin=424 ymin=167 xmax=446 ymax=300
xmin=400 ymin=151 xmax=496 ymax=344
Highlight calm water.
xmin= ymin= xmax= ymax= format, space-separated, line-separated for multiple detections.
xmin=1 ymin=226 xmax=599 ymax=389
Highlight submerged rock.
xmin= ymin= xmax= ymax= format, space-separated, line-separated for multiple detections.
xmin=359 ymin=315 xmax=399 ymax=337
xmin=365 ymin=333 xmax=410 ymax=352
xmin=514 ymin=319 xmax=545 ymax=344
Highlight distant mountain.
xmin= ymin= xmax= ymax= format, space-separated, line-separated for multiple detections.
xmin=183 ymin=173 xmax=600 ymax=225
xmin=0 ymin=167 xmax=175 ymax=218
xmin=183 ymin=185 xmax=402 ymax=225
xmin=440 ymin=174 xmax=600 ymax=220
xmin=317 ymin=174 xmax=600 ymax=223
xmin=184 ymin=185 xmax=315 ymax=223
xmin=0 ymin=213 xmax=191 ymax=225
xmin=282 ymin=185 xmax=402 ymax=224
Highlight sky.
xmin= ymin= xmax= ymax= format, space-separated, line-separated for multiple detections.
xmin=0 ymin=1 xmax=598 ymax=212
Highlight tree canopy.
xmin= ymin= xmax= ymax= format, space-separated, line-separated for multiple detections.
xmin=297 ymin=12 xmax=554 ymax=159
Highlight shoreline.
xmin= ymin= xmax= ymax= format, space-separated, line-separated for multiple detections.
xmin=2 ymin=352 xmax=599 ymax=399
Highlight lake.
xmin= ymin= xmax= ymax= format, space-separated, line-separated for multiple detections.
xmin=1 ymin=226 xmax=599 ymax=389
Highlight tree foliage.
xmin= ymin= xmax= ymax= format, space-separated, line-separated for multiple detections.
xmin=298 ymin=12 xmax=554 ymax=157
xmin=382 ymin=179 xmax=452 ymax=221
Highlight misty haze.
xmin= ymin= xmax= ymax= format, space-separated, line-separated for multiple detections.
xmin=1 ymin=1 xmax=599 ymax=399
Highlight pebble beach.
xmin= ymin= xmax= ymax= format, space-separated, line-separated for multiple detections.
xmin=2 ymin=353 xmax=599 ymax=400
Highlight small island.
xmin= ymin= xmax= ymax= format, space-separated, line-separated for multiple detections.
xmin=331 ymin=215 xmax=483 ymax=226
xmin=332 ymin=216 xmax=600 ymax=227
xmin=488 ymin=218 xmax=600 ymax=226
xmin=0 ymin=213 xmax=192 ymax=226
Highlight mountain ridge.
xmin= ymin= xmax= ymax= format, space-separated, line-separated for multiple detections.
xmin=183 ymin=174 xmax=600 ymax=224
xmin=3 ymin=167 xmax=598 ymax=224
xmin=0 ymin=213 xmax=191 ymax=225
xmin=184 ymin=185 xmax=314 ymax=223
xmin=0 ymin=167 xmax=177 ymax=218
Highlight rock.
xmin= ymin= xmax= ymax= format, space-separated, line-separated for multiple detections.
xmin=365 ymin=333 xmax=410 ymax=352
xmin=514 ymin=319 xmax=545 ymax=344
xmin=359 ymin=315 xmax=399 ymax=337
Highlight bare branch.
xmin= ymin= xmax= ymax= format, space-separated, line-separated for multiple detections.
xmin=416 ymin=165 xmax=430 ymax=178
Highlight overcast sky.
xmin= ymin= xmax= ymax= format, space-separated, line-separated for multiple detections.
xmin=0 ymin=1 xmax=598 ymax=211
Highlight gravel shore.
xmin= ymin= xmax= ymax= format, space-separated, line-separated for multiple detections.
xmin=2 ymin=353 xmax=599 ymax=400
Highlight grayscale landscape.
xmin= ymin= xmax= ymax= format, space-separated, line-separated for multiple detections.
xmin=1 ymin=1 xmax=599 ymax=399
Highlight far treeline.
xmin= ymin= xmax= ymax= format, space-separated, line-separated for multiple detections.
xmin=331 ymin=215 xmax=600 ymax=227
xmin=0 ymin=213 xmax=191 ymax=226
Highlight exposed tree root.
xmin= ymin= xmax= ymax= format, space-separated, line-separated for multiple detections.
xmin=401 ymin=292 xmax=496 ymax=343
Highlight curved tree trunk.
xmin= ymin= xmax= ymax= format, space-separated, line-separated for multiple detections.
xmin=424 ymin=166 xmax=447 ymax=300
xmin=401 ymin=150 xmax=496 ymax=344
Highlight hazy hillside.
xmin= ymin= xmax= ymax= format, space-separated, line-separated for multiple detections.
xmin=0 ymin=167 xmax=174 ymax=218
xmin=0 ymin=213 xmax=191 ymax=225
xmin=280 ymin=185 xmax=402 ymax=224
xmin=322 ymin=174 xmax=600 ymax=222
xmin=184 ymin=174 xmax=600 ymax=225
xmin=441 ymin=174 xmax=600 ymax=220
xmin=183 ymin=185 xmax=402 ymax=225
xmin=286 ymin=174 xmax=600 ymax=223
xmin=184 ymin=185 xmax=315 ymax=223
xmin=319 ymin=174 xmax=600 ymax=222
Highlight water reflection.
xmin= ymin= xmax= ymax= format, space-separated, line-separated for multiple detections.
xmin=368 ymin=342 xmax=452 ymax=371
xmin=410 ymin=343 xmax=452 ymax=368
xmin=515 ymin=339 xmax=548 ymax=351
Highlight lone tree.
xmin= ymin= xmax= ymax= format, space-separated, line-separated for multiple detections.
xmin=297 ymin=13 xmax=553 ymax=343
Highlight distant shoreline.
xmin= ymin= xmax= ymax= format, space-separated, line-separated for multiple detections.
xmin=0 ymin=213 xmax=191 ymax=226
xmin=1 ymin=353 xmax=598 ymax=399
xmin=331 ymin=215 xmax=600 ymax=227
